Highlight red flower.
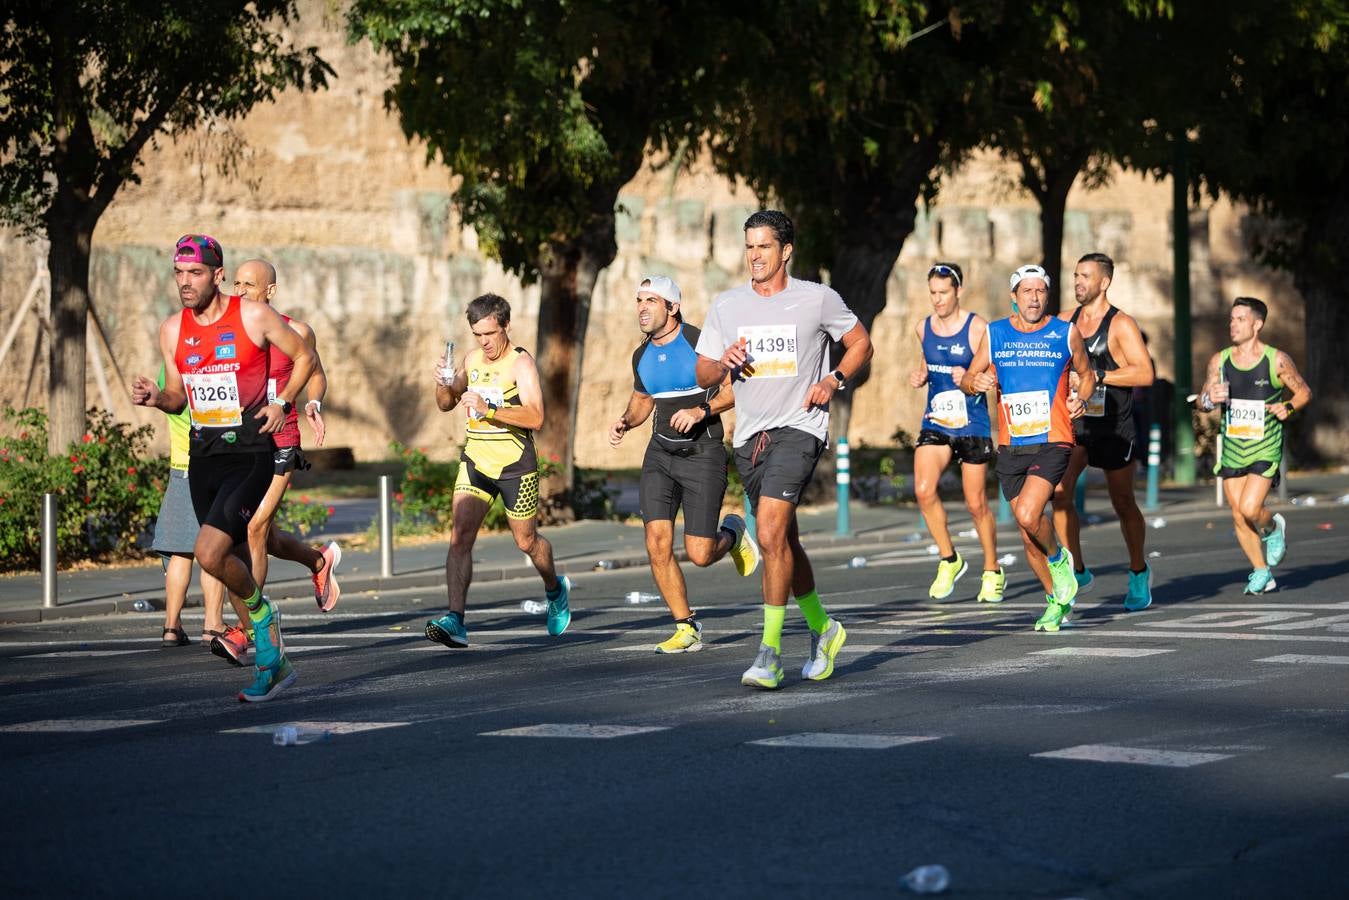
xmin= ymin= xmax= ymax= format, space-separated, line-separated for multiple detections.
xmin=128 ymin=483 xmax=136 ymax=491
xmin=69 ymin=455 xmax=78 ymax=463
xmin=326 ymin=506 xmax=335 ymax=515
xmin=84 ymin=496 xmax=92 ymax=504
xmin=126 ymin=466 xmax=137 ymax=475
xmin=98 ymin=436 xmax=106 ymax=443
xmin=300 ymin=494 xmax=310 ymax=503
xmin=394 ymin=492 xmax=404 ymax=502
xmin=73 ymin=465 xmax=85 ymax=474
xmin=549 ymin=454 xmax=560 ymax=462
xmin=82 ymin=433 xmax=93 ymax=443
xmin=16 ymin=455 xmax=24 ymax=463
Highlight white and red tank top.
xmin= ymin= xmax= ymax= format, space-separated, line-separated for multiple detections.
xmin=266 ymin=312 xmax=301 ymax=449
xmin=175 ymin=295 xmax=272 ymax=456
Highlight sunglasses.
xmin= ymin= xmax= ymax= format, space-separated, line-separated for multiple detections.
xmin=927 ymin=264 xmax=962 ymax=287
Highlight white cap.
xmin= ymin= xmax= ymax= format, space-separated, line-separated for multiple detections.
xmin=637 ymin=274 xmax=681 ymax=304
xmin=1010 ymin=264 xmax=1050 ymax=290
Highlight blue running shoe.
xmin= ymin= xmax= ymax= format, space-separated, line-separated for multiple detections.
xmin=238 ymin=655 xmax=296 ymax=703
xmin=1263 ymin=513 xmax=1287 ymax=567
xmin=249 ymin=595 xmax=283 ymax=670
xmin=1244 ymin=568 xmax=1277 ymax=594
xmin=1074 ymin=567 xmax=1095 ymax=594
xmin=425 ymin=612 xmax=469 ymax=648
xmin=546 ymin=575 xmax=572 ymax=637
xmin=1124 ymin=565 xmax=1153 ymax=611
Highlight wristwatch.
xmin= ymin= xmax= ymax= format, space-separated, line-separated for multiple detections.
xmin=1283 ymin=401 xmax=1295 ymax=415
xmin=271 ymin=398 xmax=293 ymax=414
xmin=831 ymin=369 xmax=846 ymax=388
xmin=699 ymin=401 xmax=713 ymax=419
xmin=1095 ymin=368 xmax=1106 ymax=386
xmin=485 ymin=399 xmax=499 ymax=419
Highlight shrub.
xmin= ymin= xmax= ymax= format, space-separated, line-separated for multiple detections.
xmin=0 ymin=408 xmax=168 ymax=571
xmin=276 ymin=494 xmax=333 ymax=536
xmin=390 ymin=442 xmax=508 ymax=535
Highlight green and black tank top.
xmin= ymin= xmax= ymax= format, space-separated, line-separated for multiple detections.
xmin=1217 ymin=345 xmax=1284 ymax=474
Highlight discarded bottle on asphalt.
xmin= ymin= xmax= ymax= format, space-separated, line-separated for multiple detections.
xmin=848 ymin=556 xmax=868 ymax=568
xmin=131 ymin=599 xmax=152 ymax=613
xmin=997 ymin=553 xmax=1016 ymax=566
xmin=520 ymin=600 xmax=547 ymax=615
xmin=900 ymin=864 xmax=950 ymax=894
xmin=595 ymin=559 xmax=617 ymax=570
xmin=1150 ymin=517 xmax=1167 ymax=529
xmin=626 ymin=591 xmax=660 ymax=604
xmin=272 ymin=726 xmax=329 ymax=747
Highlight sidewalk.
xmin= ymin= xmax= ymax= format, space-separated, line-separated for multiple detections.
xmin=2 ymin=470 xmax=1345 ymax=624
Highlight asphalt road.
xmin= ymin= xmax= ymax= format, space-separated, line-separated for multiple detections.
xmin=3 ymin=502 xmax=1347 ymax=898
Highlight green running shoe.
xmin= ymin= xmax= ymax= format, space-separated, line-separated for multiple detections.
xmin=546 ymin=575 xmax=572 ymax=636
xmin=1047 ymin=549 xmax=1079 ymax=607
xmin=977 ymin=568 xmax=1006 ymax=603
xmin=1124 ymin=566 xmax=1153 ymax=611
xmin=1263 ymin=513 xmax=1287 ymax=567
xmin=927 ymin=552 xmax=968 ymax=600
xmin=1034 ymin=595 xmax=1072 ymax=633
xmin=238 ymin=654 xmax=296 ymax=703
xmin=425 ymin=612 xmax=469 ymax=648
xmin=1244 ymin=568 xmax=1277 ymax=594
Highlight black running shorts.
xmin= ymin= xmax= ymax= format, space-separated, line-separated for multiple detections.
xmin=272 ymin=446 xmax=311 ymax=477
xmin=188 ymin=452 xmax=274 ymax=545
xmin=916 ymin=429 xmax=995 ymax=465
xmin=454 ymin=455 xmax=541 ymax=520
xmin=734 ymin=427 xmax=825 ymax=514
xmin=639 ymin=440 xmax=728 ymax=537
xmin=1075 ymin=417 xmax=1137 ymax=471
xmin=996 ymin=442 xmax=1073 ymax=501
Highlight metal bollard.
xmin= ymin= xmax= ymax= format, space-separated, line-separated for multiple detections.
xmin=836 ymin=435 xmax=851 ymax=537
xmin=41 ymin=493 xmax=57 ymax=608
xmin=1144 ymin=423 xmax=1161 ymax=511
xmin=1215 ymin=434 xmax=1224 ymax=507
xmin=378 ymin=475 xmax=394 ymax=578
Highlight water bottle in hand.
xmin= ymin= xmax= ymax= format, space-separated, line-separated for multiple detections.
xmin=900 ymin=864 xmax=950 ymax=894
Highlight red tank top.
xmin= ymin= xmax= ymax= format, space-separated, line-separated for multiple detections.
xmin=267 ymin=312 xmax=301 ymax=448
xmin=175 ymin=295 xmax=272 ymax=455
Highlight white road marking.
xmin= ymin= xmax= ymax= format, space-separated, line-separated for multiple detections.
xmin=1257 ymin=654 xmax=1349 ymax=665
xmin=1093 ymin=629 xmax=1349 ymax=644
xmin=749 ymin=733 xmax=943 ymax=750
xmin=0 ymin=718 xmax=160 ymax=732
xmin=18 ymin=650 xmax=155 ymax=658
xmin=1335 ymin=772 xmax=1349 ymax=780
xmin=1144 ymin=611 xmax=1308 ymax=629
xmin=480 ymin=723 xmax=669 ymax=739
xmin=402 ymin=643 xmax=539 ymax=652
xmin=1032 ymin=647 xmax=1175 ymax=658
xmin=1033 ymin=744 xmax=1234 ymax=767
xmin=222 ymin=721 xmax=411 ymax=735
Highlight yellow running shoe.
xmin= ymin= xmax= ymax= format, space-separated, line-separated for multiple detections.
xmin=927 ymin=552 xmax=967 ymax=599
xmin=721 ymin=514 xmax=760 ymax=576
xmin=655 ymin=621 xmax=704 ymax=654
xmin=977 ymin=567 xmax=1006 ymax=603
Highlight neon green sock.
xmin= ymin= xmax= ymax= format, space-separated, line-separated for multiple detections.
xmin=761 ymin=604 xmax=786 ymax=653
xmin=795 ymin=588 xmax=829 ymax=634
xmin=244 ymin=587 xmax=268 ymax=623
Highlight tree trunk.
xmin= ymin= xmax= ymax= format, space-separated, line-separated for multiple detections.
xmin=1020 ymin=152 xmax=1085 ymax=317
xmin=533 ymin=200 xmax=619 ymax=521
xmin=1292 ymin=196 xmax=1349 ymax=463
xmin=45 ymin=212 xmax=94 ymax=456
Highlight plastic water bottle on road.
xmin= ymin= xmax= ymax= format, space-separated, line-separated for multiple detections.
xmin=625 ymin=591 xmax=660 ymax=604
xmin=900 ymin=864 xmax=950 ymax=894
xmin=272 ymin=726 xmax=330 ymax=747
xmin=847 ymin=556 xmax=867 ymax=568
xmin=520 ymin=600 xmax=547 ymax=614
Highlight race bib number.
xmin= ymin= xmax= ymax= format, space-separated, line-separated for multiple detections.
xmin=928 ymin=390 xmax=969 ymax=429
xmin=1085 ymin=382 xmax=1107 ymax=417
xmin=1003 ymin=390 xmax=1051 ymax=439
xmin=1226 ymin=398 xmax=1266 ymax=440
xmin=468 ymin=386 xmax=505 ymax=424
xmin=737 ymin=324 xmax=798 ymax=379
xmin=183 ymin=372 xmax=242 ymax=429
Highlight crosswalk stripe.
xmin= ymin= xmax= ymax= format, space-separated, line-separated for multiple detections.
xmin=1256 ymin=654 xmax=1349 ymax=665
xmin=749 ymin=733 xmax=943 ymax=750
xmin=18 ymin=650 xmax=155 ymax=658
xmin=1033 ymin=744 xmax=1234 ymax=767
xmin=0 ymin=719 xmax=160 ymax=732
xmin=222 ymin=721 xmax=411 ymax=735
xmin=480 ymin=723 xmax=669 ymax=739
xmin=1032 ymin=647 xmax=1175 ymax=658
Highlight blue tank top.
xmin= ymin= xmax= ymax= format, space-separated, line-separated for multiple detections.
xmin=987 ymin=317 xmax=1075 ymax=446
xmin=921 ymin=314 xmax=990 ymax=438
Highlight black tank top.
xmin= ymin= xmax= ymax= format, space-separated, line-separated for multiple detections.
xmin=1070 ymin=305 xmax=1133 ymax=424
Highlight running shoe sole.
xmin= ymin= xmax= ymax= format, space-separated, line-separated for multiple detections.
xmin=316 ymin=541 xmax=342 ymax=612
xmin=425 ymin=621 xmax=469 ymax=648
xmin=210 ymin=634 xmax=247 ymax=667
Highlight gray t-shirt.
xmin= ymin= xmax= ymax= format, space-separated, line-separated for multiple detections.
xmin=696 ymin=277 xmax=859 ymax=447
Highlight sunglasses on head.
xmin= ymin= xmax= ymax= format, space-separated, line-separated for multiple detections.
xmin=928 ymin=264 xmax=962 ymax=287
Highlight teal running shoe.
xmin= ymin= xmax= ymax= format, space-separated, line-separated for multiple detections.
xmin=249 ymin=595 xmax=283 ymax=670
xmin=1047 ymin=549 xmax=1079 ymax=607
xmin=1124 ymin=565 xmax=1153 ymax=612
xmin=1244 ymin=568 xmax=1277 ymax=595
xmin=425 ymin=612 xmax=469 ymax=648
xmin=546 ymin=575 xmax=572 ymax=636
xmin=238 ymin=655 xmax=296 ymax=703
xmin=1074 ymin=567 xmax=1095 ymax=594
xmin=1263 ymin=513 xmax=1287 ymax=567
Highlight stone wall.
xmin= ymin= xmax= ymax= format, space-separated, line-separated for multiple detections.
xmin=0 ymin=0 xmax=1305 ymax=465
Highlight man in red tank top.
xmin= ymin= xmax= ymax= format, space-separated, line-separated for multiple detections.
xmin=131 ymin=234 xmax=317 ymax=702
xmin=229 ymin=259 xmax=341 ymax=621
